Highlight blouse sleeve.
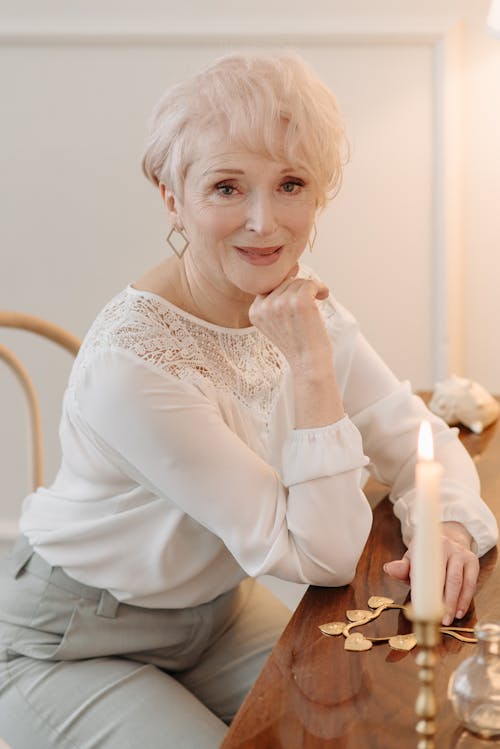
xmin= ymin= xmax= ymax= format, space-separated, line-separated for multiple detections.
xmin=336 ymin=310 xmax=498 ymax=557
xmin=76 ymin=347 xmax=373 ymax=586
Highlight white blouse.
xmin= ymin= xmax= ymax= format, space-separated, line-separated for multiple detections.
xmin=20 ymin=269 xmax=498 ymax=608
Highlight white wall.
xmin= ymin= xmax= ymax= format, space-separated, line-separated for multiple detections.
xmin=463 ymin=13 xmax=500 ymax=392
xmin=1 ymin=1 xmax=499 ymax=563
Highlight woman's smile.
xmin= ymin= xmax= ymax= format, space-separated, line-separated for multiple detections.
xmin=234 ymin=245 xmax=284 ymax=265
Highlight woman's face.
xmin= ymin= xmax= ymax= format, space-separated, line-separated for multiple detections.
xmin=165 ymin=130 xmax=318 ymax=300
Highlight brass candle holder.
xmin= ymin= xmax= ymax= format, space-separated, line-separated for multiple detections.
xmin=406 ymin=607 xmax=443 ymax=749
xmin=319 ymin=597 xmax=475 ymax=745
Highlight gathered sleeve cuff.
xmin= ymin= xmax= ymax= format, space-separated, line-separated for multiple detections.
xmin=355 ymin=384 xmax=499 ymax=557
xmin=394 ymin=481 xmax=498 ymax=558
xmin=392 ymin=428 xmax=499 ymax=558
xmin=282 ymin=416 xmax=369 ymax=486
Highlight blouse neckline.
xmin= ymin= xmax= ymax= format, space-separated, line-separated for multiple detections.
xmin=126 ymin=284 xmax=257 ymax=336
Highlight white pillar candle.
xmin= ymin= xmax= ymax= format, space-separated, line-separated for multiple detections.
xmin=412 ymin=421 xmax=444 ymax=621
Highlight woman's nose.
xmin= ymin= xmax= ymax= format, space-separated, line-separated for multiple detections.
xmin=245 ymin=193 xmax=278 ymax=236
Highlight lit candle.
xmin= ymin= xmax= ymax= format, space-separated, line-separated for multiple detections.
xmin=412 ymin=421 xmax=444 ymax=621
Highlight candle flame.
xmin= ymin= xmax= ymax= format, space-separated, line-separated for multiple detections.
xmin=418 ymin=420 xmax=434 ymax=461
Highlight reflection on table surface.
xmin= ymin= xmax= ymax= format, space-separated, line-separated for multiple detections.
xmin=222 ymin=405 xmax=500 ymax=748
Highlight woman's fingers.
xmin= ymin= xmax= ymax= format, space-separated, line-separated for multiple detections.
xmin=394 ymin=532 xmax=480 ymax=626
xmin=250 ymin=278 xmax=330 ymax=333
xmin=265 ymin=276 xmax=329 ymax=303
xmin=383 ymin=555 xmax=410 ymax=582
xmin=252 ymin=270 xmax=329 ymax=303
xmin=442 ymin=549 xmax=479 ymax=625
xmin=459 ymin=553 xmax=480 ymax=616
xmin=315 ymin=286 xmax=330 ymax=300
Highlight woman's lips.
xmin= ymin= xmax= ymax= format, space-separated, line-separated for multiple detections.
xmin=234 ymin=245 xmax=284 ymax=265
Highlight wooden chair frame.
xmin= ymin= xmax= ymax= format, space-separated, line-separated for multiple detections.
xmin=0 ymin=311 xmax=80 ymax=491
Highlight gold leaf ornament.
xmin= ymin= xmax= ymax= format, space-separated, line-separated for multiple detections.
xmin=318 ymin=621 xmax=346 ymax=636
xmin=346 ymin=609 xmax=373 ymax=622
xmin=318 ymin=596 xmax=476 ymax=653
xmin=368 ymin=596 xmax=394 ymax=609
xmin=344 ymin=633 xmax=373 ymax=651
xmin=388 ymin=633 xmax=417 ymax=651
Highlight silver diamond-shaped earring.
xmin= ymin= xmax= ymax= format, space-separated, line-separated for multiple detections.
xmin=166 ymin=226 xmax=190 ymax=258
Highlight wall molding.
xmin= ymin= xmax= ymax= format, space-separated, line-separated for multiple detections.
xmin=0 ymin=26 xmax=450 ymax=47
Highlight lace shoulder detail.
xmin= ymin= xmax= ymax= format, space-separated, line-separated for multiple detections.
xmin=72 ymin=289 xmax=287 ymax=421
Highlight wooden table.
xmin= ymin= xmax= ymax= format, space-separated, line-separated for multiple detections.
xmin=222 ymin=408 xmax=500 ymax=748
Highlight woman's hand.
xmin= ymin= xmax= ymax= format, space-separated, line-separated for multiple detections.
xmin=248 ymin=267 xmax=332 ymax=375
xmin=249 ymin=267 xmax=344 ymax=429
xmin=383 ymin=521 xmax=479 ymax=625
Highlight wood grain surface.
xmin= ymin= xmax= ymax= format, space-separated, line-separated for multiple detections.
xmin=222 ymin=404 xmax=500 ymax=748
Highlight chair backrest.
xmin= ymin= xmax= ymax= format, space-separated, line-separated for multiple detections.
xmin=0 ymin=311 xmax=81 ymax=491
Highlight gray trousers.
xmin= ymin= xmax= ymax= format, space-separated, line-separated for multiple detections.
xmin=0 ymin=537 xmax=290 ymax=749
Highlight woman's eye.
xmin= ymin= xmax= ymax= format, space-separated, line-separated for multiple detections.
xmin=281 ymin=180 xmax=304 ymax=193
xmin=216 ymin=183 xmax=236 ymax=196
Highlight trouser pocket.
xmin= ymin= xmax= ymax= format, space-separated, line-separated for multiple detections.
xmin=0 ymin=537 xmax=121 ymax=662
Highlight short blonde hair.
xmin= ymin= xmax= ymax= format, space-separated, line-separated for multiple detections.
xmin=142 ymin=52 xmax=349 ymax=208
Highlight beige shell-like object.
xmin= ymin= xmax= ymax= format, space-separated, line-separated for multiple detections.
xmin=429 ymin=376 xmax=499 ymax=434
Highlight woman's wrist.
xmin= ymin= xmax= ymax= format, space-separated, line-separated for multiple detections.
xmin=293 ymin=371 xmax=344 ymax=429
xmin=288 ymin=349 xmax=335 ymax=383
xmin=441 ymin=521 xmax=476 ymax=553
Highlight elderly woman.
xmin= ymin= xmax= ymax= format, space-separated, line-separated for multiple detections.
xmin=0 ymin=53 xmax=497 ymax=748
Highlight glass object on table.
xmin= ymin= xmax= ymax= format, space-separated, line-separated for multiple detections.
xmin=448 ymin=621 xmax=500 ymax=739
